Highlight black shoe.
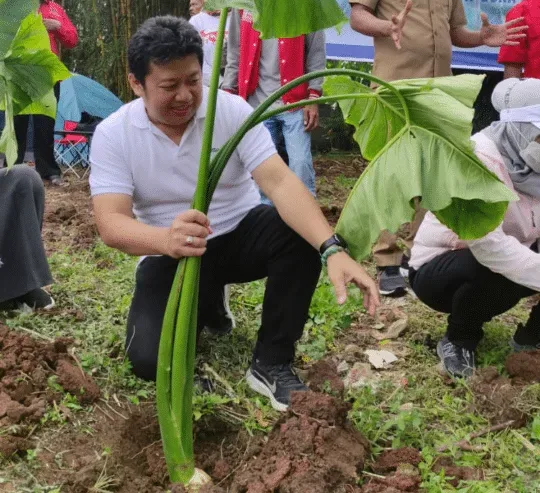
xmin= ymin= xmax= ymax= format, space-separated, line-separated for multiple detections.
xmin=15 ymin=288 xmax=55 ymax=311
xmin=510 ymin=323 xmax=540 ymax=352
xmin=377 ymin=266 xmax=407 ymax=297
xmin=204 ymin=285 xmax=235 ymax=336
xmin=437 ymin=336 xmax=476 ymax=378
xmin=246 ymin=360 xmax=308 ymax=411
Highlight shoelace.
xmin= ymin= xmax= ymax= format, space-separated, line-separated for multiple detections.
xmin=442 ymin=342 xmax=474 ymax=367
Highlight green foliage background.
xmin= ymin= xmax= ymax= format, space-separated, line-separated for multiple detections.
xmin=60 ymin=0 xmax=190 ymax=102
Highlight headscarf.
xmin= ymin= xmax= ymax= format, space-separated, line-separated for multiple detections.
xmin=483 ymin=78 xmax=540 ymax=198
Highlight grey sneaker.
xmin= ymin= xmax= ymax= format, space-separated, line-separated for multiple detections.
xmin=246 ymin=360 xmax=308 ymax=412
xmin=437 ymin=336 xmax=476 ymax=378
xmin=49 ymin=175 xmax=64 ymax=186
xmin=377 ymin=266 xmax=407 ymax=297
xmin=510 ymin=323 xmax=540 ymax=352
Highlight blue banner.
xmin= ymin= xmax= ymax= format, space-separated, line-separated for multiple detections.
xmin=326 ymin=0 xmax=519 ymax=70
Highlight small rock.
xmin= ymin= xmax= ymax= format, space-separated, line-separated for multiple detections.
xmin=343 ymin=363 xmax=375 ymax=389
xmin=365 ymin=350 xmax=398 ymax=369
xmin=336 ymin=361 xmax=350 ymax=374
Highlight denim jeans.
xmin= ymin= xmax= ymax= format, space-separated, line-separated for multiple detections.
xmin=263 ymin=109 xmax=315 ymax=202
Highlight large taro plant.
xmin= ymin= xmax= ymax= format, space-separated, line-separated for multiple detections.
xmin=159 ymin=1 xmax=517 ymax=489
xmin=2 ymin=0 xmax=517 ymax=489
xmin=0 ymin=0 xmax=71 ymax=166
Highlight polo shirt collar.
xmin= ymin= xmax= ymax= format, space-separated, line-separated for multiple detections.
xmin=131 ymin=86 xmax=209 ymax=130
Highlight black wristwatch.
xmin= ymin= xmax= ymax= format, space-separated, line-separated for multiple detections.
xmin=319 ymin=233 xmax=348 ymax=255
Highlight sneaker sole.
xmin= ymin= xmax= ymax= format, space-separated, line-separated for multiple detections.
xmin=245 ymin=369 xmax=288 ymax=412
xmin=509 ymin=338 xmax=540 ymax=352
xmin=18 ymin=297 xmax=55 ymax=312
xmin=379 ymin=287 xmax=407 ymax=297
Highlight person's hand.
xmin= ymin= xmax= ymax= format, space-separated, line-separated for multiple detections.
xmin=189 ymin=0 xmax=204 ymax=15
xmin=390 ymin=0 xmax=412 ymax=50
xmin=165 ymin=209 xmax=212 ymax=258
xmin=303 ymin=104 xmax=319 ymax=132
xmin=480 ymin=13 xmax=527 ymax=47
xmin=43 ymin=18 xmax=61 ymax=32
xmin=327 ymin=251 xmax=380 ymax=316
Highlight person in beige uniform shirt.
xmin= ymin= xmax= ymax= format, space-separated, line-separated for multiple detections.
xmin=349 ymin=0 xmax=527 ymax=297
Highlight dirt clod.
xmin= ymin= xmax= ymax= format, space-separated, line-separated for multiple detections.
xmin=505 ymin=350 xmax=540 ymax=382
xmin=371 ymin=448 xmax=422 ymax=474
xmin=306 ymin=358 xmax=344 ymax=396
xmin=229 ymin=391 xmax=369 ymax=493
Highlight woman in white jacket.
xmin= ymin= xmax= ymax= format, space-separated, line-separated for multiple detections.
xmin=409 ymin=78 xmax=540 ymax=378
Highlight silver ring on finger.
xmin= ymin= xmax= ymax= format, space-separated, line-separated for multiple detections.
xmin=186 ymin=235 xmax=194 ymax=245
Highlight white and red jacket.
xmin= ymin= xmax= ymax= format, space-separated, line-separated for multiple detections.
xmin=410 ymin=132 xmax=540 ymax=292
xmin=39 ymin=0 xmax=78 ymax=56
xmin=222 ymin=9 xmax=325 ymax=105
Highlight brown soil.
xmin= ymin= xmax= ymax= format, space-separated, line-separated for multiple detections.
xmin=229 ymin=391 xmax=369 ymax=493
xmin=306 ymin=358 xmax=344 ymax=397
xmin=42 ymin=175 xmax=97 ymax=253
xmin=505 ymin=350 xmax=540 ymax=382
xmin=371 ymin=448 xmax=422 ymax=474
xmin=0 ymin=323 xmax=100 ymax=459
xmin=469 ymin=367 xmax=527 ymax=426
xmin=432 ymin=457 xmax=485 ymax=486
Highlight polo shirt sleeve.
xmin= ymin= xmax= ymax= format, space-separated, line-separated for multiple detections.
xmin=449 ymin=0 xmax=467 ymax=28
xmin=89 ymin=122 xmax=134 ymax=197
xmin=229 ymin=96 xmax=277 ymax=174
xmin=349 ymin=0 xmax=380 ymax=12
xmin=498 ymin=4 xmax=527 ymax=65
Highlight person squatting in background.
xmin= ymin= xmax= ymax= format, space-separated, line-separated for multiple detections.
xmin=409 ymin=78 xmax=540 ymax=378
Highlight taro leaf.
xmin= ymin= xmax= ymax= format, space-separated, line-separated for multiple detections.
xmin=323 ymin=74 xmax=517 ymax=261
xmin=0 ymin=11 xmax=71 ymax=166
xmin=0 ymin=0 xmax=37 ymax=56
xmin=205 ymin=0 xmax=347 ymax=38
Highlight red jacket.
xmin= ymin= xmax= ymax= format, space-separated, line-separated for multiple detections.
xmin=498 ymin=0 xmax=540 ymax=79
xmin=236 ymin=10 xmax=321 ymax=104
xmin=39 ymin=0 xmax=78 ymax=56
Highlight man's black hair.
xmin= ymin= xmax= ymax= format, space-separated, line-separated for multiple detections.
xmin=128 ymin=16 xmax=203 ymax=84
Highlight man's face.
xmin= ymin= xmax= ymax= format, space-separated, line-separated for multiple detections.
xmin=189 ymin=0 xmax=203 ymax=15
xmin=129 ymin=55 xmax=203 ymax=130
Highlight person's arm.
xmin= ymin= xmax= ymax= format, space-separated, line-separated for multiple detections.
xmin=303 ymin=31 xmax=326 ymax=131
xmin=53 ymin=4 xmax=78 ymax=49
xmin=468 ymin=229 xmax=540 ymax=292
xmin=252 ymin=155 xmax=380 ymax=313
xmin=504 ymin=63 xmax=524 ymax=79
xmin=92 ymin=194 xmax=210 ymax=258
xmin=450 ymin=12 xmax=527 ymax=48
xmin=221 ymin=8 xmax=240 ymax=94
xmin=350 ymin=1 xmax=412 ymax=49
xmin=498 ymin=5 xmax=527 ymax=78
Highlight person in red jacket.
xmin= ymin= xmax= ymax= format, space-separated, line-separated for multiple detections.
xmin=498 ymin=0 xmax=540 ymax=79
xmin=14 ymin=0 xmax=78 ymax=185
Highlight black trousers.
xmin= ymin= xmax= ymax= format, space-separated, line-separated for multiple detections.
xmin=126 ymin=205 xmax=322 ymax=381
xmin=14 ymin=83 xmax=61 ymax=179
xmin=410 ymin=248 xmax=540 ymax=350
xmin=0 ymin=166 xmax=52 ymax=303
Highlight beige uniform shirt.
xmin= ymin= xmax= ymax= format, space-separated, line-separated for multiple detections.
xmin=350 ymin=0 xmax=467 ymax=81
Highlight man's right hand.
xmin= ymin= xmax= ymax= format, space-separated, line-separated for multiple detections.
xmin=165 ymin=209 xmax=211 ymax=258
xmin=390 ymin=0 xmax=412 ymax=50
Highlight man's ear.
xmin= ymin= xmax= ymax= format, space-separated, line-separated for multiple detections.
xmin=128 ymin=73 xmax=145 ymax=98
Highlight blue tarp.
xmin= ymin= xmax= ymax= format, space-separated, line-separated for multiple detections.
xmin=56 ymin=74 xmax=123 ymax=131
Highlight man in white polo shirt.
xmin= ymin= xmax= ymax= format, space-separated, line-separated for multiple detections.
xmin=89 ymin=16 xmax=379 ymax=411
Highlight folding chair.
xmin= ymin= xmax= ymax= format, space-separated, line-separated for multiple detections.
xmin=54 ymin=121 xmax=92 ymax=178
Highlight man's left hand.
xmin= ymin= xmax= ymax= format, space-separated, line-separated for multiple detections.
xmin=303 ymin=105 xmax=319 ymax=132
xmin=327 ymin=251 xmax=380 ymax=315
xmin=480 ymin=13 xmax=527 ymax=47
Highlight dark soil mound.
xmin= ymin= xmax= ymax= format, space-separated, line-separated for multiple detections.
xmin=505 ymin=350 xmax=540 ymax=383
xmin=0 ymin=323 xmax=100 ymax=458
xmin=469 ymin=367 xmax=527 ymax=426
xmin=306 ymin=358 xmax=344 ymax=396
xmin=371 ymin=448 xmax=422 ymax=474
xmin=229 ymin=391 xmax=369 ymax=493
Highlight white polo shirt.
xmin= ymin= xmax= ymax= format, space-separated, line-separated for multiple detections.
xmin=89 ymin=87 xmax=276 ymax=238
